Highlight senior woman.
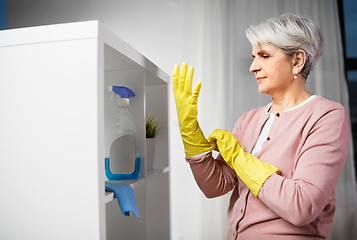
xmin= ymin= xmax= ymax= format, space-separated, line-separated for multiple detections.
xmin=172 ymin=14 xmax=350 ymax=239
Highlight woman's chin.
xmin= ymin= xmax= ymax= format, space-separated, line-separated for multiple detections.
xmin=258 ymin=86 xmax=268 ymax=95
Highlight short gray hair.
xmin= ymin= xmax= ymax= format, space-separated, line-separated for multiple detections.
xmin=245 ymin=13 xmax=324 ymax=80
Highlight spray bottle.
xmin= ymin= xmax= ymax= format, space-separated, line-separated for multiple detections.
xmin=105 ymin=86 xmax=141 ymax=180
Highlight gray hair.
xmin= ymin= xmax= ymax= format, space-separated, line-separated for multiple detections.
xmin=245 ymin=13 xmax=324 ymax=80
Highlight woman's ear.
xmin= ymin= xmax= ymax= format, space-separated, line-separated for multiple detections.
xmin=292 ymin=50 xmax=306 ymax=75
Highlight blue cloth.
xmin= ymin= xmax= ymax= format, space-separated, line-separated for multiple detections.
xmin=105 ymin=181 xmax=140 ymax=219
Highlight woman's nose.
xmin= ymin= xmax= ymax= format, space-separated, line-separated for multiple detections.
xmin=249 ymin=59 xmax=260 ymax=73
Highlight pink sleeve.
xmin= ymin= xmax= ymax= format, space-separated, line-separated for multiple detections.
xmin=186 ymin=152 xmax=238 ymax=198
xmin=258 ymin=108 xmax=350 ymax=226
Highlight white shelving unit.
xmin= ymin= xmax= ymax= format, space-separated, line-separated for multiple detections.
xmin=0 ymin=21 xmax=170 ymax=240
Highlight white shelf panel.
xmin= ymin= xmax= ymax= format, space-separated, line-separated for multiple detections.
xmin=104 ymin=166 xmax=169 ymax=204
xmin=0 ymin=21 xmax=99 ymax=47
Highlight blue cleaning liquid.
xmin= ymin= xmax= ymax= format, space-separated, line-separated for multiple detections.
xmin=105 ymin=157 xmax=141 ymax=180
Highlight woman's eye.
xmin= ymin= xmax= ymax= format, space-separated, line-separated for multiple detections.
xmin=262 ymin=55 xmax=270 ymax=58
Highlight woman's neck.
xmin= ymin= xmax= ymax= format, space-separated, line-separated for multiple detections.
xmin=269 ymin=88 xmax=312 ymax=114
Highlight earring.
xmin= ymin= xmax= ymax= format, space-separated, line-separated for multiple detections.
xmin=294 ymin=75 xmax=297 ymax=79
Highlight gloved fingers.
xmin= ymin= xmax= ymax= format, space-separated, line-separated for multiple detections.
xmin=209 ymin=139 xmax=219 ymax=152
xmin=178 ymin=62 xmax=188 ymax=92
xmin=208 ymin=129 xmax=227 ymax=143
xmin=185 ymin=66 xmax=194 ymax=95
xmin=192 ymin=81 xmax=202 ymax=103
xmin=172 ymin=64 xmax=179 ymax=92
xmin=208 ymin=129 xmax=225 ymax=152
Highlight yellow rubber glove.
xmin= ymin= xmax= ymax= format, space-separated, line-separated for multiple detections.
xmin=208 ymin=129 xmax=280 ymax=198
xmin=172 ymin=62 xmax=215 ymax=157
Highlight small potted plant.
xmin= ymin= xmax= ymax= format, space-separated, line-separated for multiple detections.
xmin=146 ymin=116 xmax=162 ymax=170
xmin=146 ymin=116 xmax=161 ymax=139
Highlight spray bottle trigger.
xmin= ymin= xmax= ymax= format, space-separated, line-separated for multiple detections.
xmin=107 ymin=86 xmax=118 ymax=104
xmin=107 ymin=91 xmax=115 ymax=104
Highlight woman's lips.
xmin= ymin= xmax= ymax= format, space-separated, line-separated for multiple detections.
xmin=256 ymin=77 xmax=266 ymax=83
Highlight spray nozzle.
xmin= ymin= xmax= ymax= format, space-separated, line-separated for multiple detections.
xmin=108 ymin=86 xmax=135 ymax=106
xmin=109 ymin=86 xmax=135 ymax=98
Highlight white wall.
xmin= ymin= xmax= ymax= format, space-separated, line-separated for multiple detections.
xmin=8 ymin=1 xmax=206 ymax=239
xmin=8 ymin=0 xmax=201 ymax=74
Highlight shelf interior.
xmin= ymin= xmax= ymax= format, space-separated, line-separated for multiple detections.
xmin=104 ymin=167 xmax=169 ymax=204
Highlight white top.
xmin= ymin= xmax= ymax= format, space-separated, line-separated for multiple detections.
xmin=251 ymin=95 xmax=316 ymax=155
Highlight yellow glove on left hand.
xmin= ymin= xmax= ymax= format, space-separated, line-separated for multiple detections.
xmin=208 ymin=129 xmax=280 ymax=198
xmin=172 ymin=62 xmax=215 ymax=157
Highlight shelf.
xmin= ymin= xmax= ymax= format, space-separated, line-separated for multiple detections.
xmin=0 ymin=20 xmax=170 ymax=240
xmin=104 ymin=166 xmax=170 ymax=204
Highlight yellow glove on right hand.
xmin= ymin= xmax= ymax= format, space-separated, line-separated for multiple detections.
xmin=208 ymin=129 xmax=280 ymax=198
xmin=172 ymin=62 xmax=215 ymax=157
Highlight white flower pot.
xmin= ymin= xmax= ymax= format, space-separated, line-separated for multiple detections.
xmin=146 ymin=138 xmax=156 ymax=171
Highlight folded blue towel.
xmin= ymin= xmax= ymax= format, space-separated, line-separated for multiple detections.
xmin=105 ymin=181 xmax=140 ymax=219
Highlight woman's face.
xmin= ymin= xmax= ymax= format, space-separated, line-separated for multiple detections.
xmin=249 ymin=42 xmax=295 ymax=97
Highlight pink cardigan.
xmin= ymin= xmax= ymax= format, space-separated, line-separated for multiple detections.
xmin=186 ymin=96 xmax=350 ymax=239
